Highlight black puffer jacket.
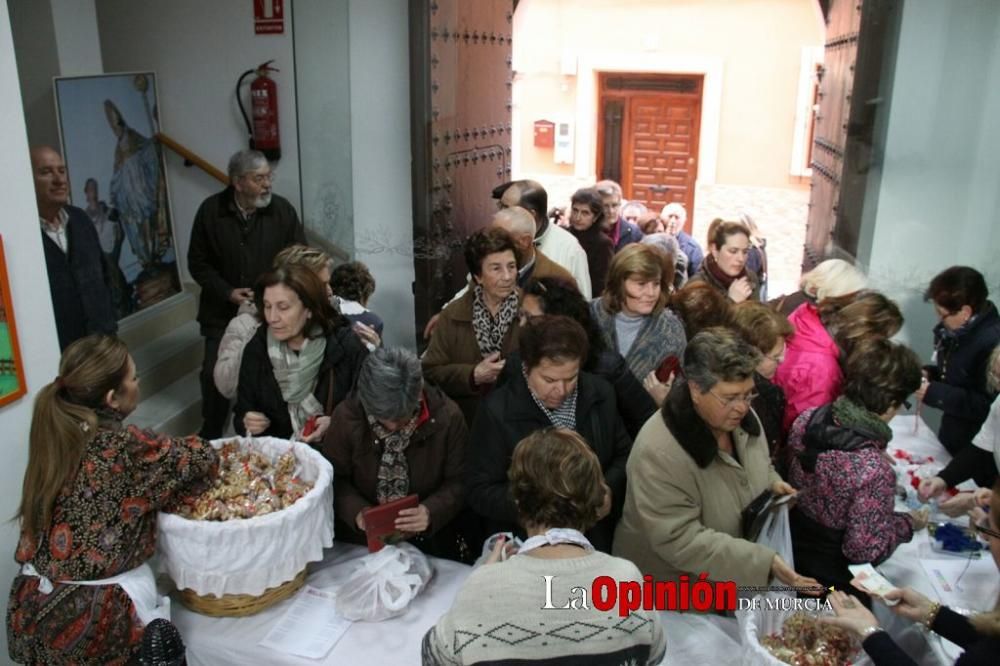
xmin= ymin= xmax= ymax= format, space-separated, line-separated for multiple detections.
xmin=467 ymin=369 xmax=633 ymax=552
xmin=924 ymin=301 xmax=1000 ymax=456
xmin=233 ymin=324 xmax=367 ymax=438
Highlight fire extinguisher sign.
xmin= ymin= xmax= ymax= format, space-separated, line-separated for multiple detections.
xmin=254 ymin=0 xmax=284 ymax=35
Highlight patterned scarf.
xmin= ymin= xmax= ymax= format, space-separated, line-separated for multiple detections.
xmin=266 ymin=326 xmax=326 ymax=438
xmin=370 ymin=410 xmax=421 ymax=504
xmin=471 ymin=284 xmax=519 ymax=357
xmin=523 ymin=365 xmax=578 ymax=430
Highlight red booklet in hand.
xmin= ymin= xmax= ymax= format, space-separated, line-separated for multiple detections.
xmin=655 ymin=355 xmax=682 ymax=383
xmin=362 ymin=494 xmax=419 ymax=552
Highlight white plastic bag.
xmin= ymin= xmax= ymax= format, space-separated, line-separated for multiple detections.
xmin=757 ymin=504 xmax=794 ymax=571
xmin=335 ymin=543 xmax=434 ymax=622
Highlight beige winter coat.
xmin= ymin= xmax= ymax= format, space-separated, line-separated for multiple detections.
xmin=614 ymin=384 xmax=782 ymax=590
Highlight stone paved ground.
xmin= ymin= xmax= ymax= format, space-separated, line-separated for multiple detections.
xmin=526 ymin=174 xmax=810 ymax=299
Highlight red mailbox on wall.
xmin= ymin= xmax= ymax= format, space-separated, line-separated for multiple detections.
xmin=533 ymin=119 xmax=555 ymax=148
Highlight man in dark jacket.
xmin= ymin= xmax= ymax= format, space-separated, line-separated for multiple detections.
xmin=187 ymin=149 xmax=305 ymax=438
xmin=32 ymin=146 xmax=117 ymax=350
xmin=596 ymin=180 xmax=644 ymax=252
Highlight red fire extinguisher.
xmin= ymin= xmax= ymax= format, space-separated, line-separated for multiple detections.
xmin=237 ymin=60 xmax=281 ymax=161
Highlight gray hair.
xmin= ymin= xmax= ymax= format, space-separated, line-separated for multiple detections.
xmin=800 ymin=259 xmax=867 ymax=301
xmin=227 ymin=149 xmax=269 ymax=181
xmin=357 ymin=347 xmax=423 ymax=421
xmin=683 ymin=327 xmax=761 ymax=392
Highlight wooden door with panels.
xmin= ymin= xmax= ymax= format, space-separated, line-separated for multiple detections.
xmin=409 ymin=0 xmax=514 ymax=342
xmin=598 ymin=74 xmax=702 ymax=232
xmin=804 ymin=0 xmax=899 ymax=270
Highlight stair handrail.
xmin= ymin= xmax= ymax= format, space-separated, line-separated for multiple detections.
xmin=156 ymin=132 xmax=229 ymax=184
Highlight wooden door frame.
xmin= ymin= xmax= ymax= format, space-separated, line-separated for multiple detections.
xmin=597 ymin=73 xmax=703 ymax=232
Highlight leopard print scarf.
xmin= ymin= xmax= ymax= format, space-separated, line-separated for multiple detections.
xmin=471 ymin=284 xmax=519 ymax=357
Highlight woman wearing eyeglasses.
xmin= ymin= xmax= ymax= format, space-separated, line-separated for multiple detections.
xmin=823 ymin=479 xmax=1000 ymax=666
xmin=729 ymin=302 xmax=795 ymax=471
xmin=787 ymin=338 xmax=926 ymax=603
xmin=915 ymin=267 xmax=1000 ymax=466
xmin=614 ymin=329 xmax=821 ymax=595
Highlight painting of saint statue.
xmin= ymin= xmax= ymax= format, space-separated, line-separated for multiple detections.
xmin=54 ymin=72 xmax=181 ymax=319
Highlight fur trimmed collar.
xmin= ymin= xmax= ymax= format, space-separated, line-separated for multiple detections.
xmin=660 ymin=380 xmax=760 ymax=469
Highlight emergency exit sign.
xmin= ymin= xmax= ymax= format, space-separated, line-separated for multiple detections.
xmin=254 ymin=0 xmax=284 ymax=34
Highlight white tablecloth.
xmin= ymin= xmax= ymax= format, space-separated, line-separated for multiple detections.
xmin=175 ymin=544 xmax=472 ymax=665
xmin=872 ymin=415 xmax=996 ymax=666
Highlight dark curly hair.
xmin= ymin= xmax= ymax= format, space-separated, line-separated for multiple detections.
xmin=843 ymin=338 xmax=922 ymax=415
xmin=924 ymin=266 xmax=990 ymax=315
xmin=464 ymin=227 xmax=519 ymax=277
xmin=509 ymin=428 xmax=605 ymax=532
xmin=519 ymin=315 xmax=589 ymax=370
xmin=522 ymin=277 xmax=607 ymax=365
xmin=330 ymin=261 xmax=376 ymax=305
xmin=569 ymin=187 xmax=606 ymax=230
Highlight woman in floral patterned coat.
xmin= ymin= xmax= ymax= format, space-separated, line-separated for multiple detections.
xmin=787 ymin=338 xmax=925 ymax=601
xmin=7 ymin=335 xmax=218 ymax=665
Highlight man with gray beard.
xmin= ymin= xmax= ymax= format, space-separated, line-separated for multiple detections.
xmin=188 ymin=149 xmax=304 ymax=438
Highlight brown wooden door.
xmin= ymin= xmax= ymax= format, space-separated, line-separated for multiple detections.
xmin=804 ymin=0 xmax=899 ymax=270
xmin=598 ymin=74 xmax=702 ymax=232
xmin=409 ymin=0 xmax=514 ymax=342
xmin=625 ymin=95 xmax=700 ymax=217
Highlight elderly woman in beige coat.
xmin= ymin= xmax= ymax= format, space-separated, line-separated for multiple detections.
xmin=614 ymin=328 xmax=821 ymax=593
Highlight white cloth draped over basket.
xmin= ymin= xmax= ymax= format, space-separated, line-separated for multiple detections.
xmin=157 ymin=437 xmax=334 ymax=597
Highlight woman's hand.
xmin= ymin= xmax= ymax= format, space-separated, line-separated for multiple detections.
xmin=243 ymin=411 xmax=271 ymax=435
xmin=918 ymin=476 xmax=947 ymax=502
xmin=301 ymin=416 xmax=331 ymax=444
xmin=915 ymin=376 xmax=931 ymax=402
xmin=771 ymin=555 xmax=824 ymax=596
xmin=771 ymin=480 xmax=798 ymax=496
xmin=972 ymin=487 xmax=993 ymax=509
xmin=395 ymin=504 xmax=431 ymax=534
xmin=728 ymin=277 xmax=753 ymax=303
xmin=822 ymin=590 xmax=881 ymax=638
xmin=643 ymin=371 xmax=672 ymax=406
xmin=882 ymin=587 xmax=935 ymax=624
xmin=355 ymin=510 xmax=367 ymax=531
xmin=484 ymin=535 xmax=516 ymax=565
xmin=939 ymin=491 xmax=977 ymax=517
xmin=352 ymin=322 xmax=381 ymax=349
xmin=908 ymin=507 xmax=929 ymax=530
xmin=473 ymin=352 xmax=505 ymax=385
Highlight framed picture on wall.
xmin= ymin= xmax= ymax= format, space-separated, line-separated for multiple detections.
xmin=0 ymin=236 xmax=27 ymax=408
xmin=53 ymin=72 xmax=182 ymax=322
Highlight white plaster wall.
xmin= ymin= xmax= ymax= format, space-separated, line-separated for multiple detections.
xmin=348 ymin=0 xmax=416 ymax=349
xmin=96 ymin=0 xmax=302 ymax=284
xmin=50 ymin=0 xmax=103 ymax=75
xmin=0 ymin=1 xmax=63 ymax=658
xmin=860 ymin=0 xmax=1000 ymax=363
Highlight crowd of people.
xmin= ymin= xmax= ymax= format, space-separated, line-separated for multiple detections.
xmin=13 ymin=153 xmax=1000 ymax=665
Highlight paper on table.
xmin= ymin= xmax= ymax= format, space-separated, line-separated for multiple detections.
xmin=920 ymin=558 xmax=1000 ymax=612
xmin=258 ymin=585 xmax=352 ymax=660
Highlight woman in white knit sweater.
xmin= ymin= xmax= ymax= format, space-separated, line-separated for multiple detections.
xmin=422 ymin=428 xmax=666 ymax=665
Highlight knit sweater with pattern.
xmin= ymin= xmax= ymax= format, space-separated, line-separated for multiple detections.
xmin=421 ymin=551 xmax=666 ymax=665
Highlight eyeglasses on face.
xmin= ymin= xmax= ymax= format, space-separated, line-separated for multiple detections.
xmin=707 ymin=390 xmax=758 ymax=409
xmin=245 ymin=171 xmax=275 ymax=185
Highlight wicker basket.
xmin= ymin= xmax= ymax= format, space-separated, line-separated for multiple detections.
xmin=178 ymin=568 xmax=307 ymax=617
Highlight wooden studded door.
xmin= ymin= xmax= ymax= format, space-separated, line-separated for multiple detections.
xmin=598 ymin=74 xmax=702 ymax=231
xmin=804 ymin=0 xmax=899 ymax=270
xmin=409 ymin=0 xmax=514 ymax=343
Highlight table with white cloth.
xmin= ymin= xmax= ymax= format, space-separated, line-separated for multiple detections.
xmin=872 ymin=415 xmax=998 ymax=666
xmin=173 ymin=543 xmax=471 ymax=665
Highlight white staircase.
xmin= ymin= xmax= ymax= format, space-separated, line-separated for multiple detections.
xmin=121 ymin=287 xmax=205 ymax=436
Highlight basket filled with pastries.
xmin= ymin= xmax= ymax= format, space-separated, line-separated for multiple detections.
xmin=157 ymin=437 xmax=334 ymax=616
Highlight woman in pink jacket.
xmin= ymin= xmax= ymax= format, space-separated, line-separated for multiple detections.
xmin=774 ymin=291 xmax=902 ymax=431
